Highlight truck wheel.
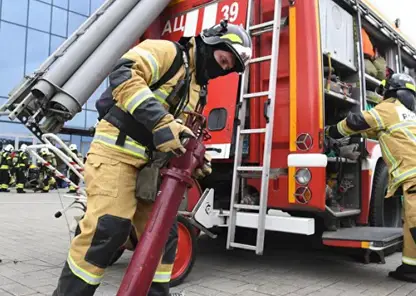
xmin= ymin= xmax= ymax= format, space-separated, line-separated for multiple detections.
xmin=170 ymin=215 xmax=197 ymax=287
xmin=369 ymin=161 xmax=402 ymax=227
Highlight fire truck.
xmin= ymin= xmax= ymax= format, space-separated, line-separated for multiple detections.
xmin=1 ymin=0 xmax=416 ymax=287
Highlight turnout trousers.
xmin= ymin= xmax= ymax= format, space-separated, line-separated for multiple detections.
xmin=0 ymin=168 xmax=10 ymax=191
xmin=390 ymin=181 xmax=416 ymax=282
xmin=53 ymin=151 xmax=178 ymax=296
xmin=16 ymin=168 xmax=26 ymax=190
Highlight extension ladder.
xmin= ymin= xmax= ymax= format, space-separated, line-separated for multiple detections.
xmin=226 ymin=0 xmax=283 ymax=255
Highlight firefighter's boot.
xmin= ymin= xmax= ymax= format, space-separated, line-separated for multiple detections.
xmin=17 ymin=188 xmax=26 ymax=194
xmin=389 ymin=264 xmax=416 ymax=283
xmin=1 ymin=186 xmax=10 ymax=193
xmin=67 ymin=185 xmax=77 ymax=194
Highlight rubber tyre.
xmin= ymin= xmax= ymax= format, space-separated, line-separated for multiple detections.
xmin=74 ymin=218 xmax=126 ymax=266
xmin=369 ymin=160 xmax=402 ymax=227
xmin=170 ymin=215 xmax=197 ymax=287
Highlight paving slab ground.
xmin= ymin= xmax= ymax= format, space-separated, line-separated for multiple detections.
xmin=0 ymin=190 xmax=415 ymax=296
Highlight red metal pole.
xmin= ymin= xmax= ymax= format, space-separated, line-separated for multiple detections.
xmin=117 ymin=134 xmax=206 ymax=296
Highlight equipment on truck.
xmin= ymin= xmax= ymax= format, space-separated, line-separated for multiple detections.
xmin=3 ymin=0 xmax=416 ymax=290
xmin=0 ymin=0 xmax=173 ymax=139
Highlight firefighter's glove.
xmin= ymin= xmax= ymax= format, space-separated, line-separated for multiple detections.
xmin=193 ymin=152 xmax=212 ymax=179
xmin=339 ymin=143 xmax=360 ymax=160
xmin=152 ymin=114 xmax=195 ymax=156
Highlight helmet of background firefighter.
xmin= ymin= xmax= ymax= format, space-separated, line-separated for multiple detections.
xmin=193 ymin=20 xmax=252 ymax=84
xmin=69 ymin=144 xmax=77 ymax=151
xmin=376 ymin=72 xmax=416 ymax=111
xmin=40 ymin=147 xmax=50 ymax=155
xmin=3 ymin=144 xmax=14 ymax=152
xmin=19 ymin=144 xmax=27 ymax=152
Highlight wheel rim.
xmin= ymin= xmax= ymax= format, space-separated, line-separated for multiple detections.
xmin=171 ymin=222 xmax=193 ymax=280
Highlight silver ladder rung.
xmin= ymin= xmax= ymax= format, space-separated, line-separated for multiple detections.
xmin=250 ymin=55 xmax=272 ymax=63
xmin=249 ymin=20 xmax=274 ymax=31
xmin=243 ymin=91 xmax=269 ymax=99
xmin=229 ymin=242 xmax=257 ymax=251
xmin=240 ymin=128 xmax=266 ymax=134
xmin=239 ymin=168 xmax=287 ymax=179
xmin=237 ymin=166 xmax=263 ymax=172
xmin=234 ymin=204 xmax=260 ymax=210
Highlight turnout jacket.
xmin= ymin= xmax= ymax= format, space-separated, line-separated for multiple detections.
xmin=90 ymin=38 xmax=201 ymax=168
xmin=327 ymin=97 xmax=416 ymax=197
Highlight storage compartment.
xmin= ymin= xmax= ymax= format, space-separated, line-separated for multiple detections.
xmin=319 ymin=0 xmax=356 ymax=70
xmin=325 ymin=151 xmax=360 ymax=211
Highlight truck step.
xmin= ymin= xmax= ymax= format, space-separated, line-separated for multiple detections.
xmin=322 ymin=227 xmax=402 ymax=249
xmin=326 ymin=206 xmax=361 ymax=217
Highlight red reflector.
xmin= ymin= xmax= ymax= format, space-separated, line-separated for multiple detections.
xmin=294 ymin=186 xmax=311 ymax=204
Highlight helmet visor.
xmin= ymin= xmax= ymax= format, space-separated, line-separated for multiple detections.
xmin=227 ymin=43 xmax=252 ymax=72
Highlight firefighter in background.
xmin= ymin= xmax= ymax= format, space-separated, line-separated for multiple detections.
xmin=362 ymin=28 xmax=387 ymax=81
xmin=67 ymin=144 xmax=83 ymax=193
xmin=52 ymin=21 xmax=252 ymax=296
xmin=36 ymin=148 xmax=57 ymax=193
xmin=15 ymin=144 xmax=30 ymax=193
xmin=325 ymin=72 xmax=416 ymax=283
xmin=48 ymin=151 xmax=58 ymax=190
xmin=0 ymin=144 xmax=14 ymax=192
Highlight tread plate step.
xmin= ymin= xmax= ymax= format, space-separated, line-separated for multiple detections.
xmin=322 ymin=227 xmax=402 ymax=243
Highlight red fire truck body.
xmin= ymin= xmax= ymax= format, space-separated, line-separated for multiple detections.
xmin=138 ymin=0 xmax=416 ymax=282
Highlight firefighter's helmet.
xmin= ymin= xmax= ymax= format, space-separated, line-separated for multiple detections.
xmin=69 ymin=144 xmax=77 ymax=151
xmin=377 ymin=72 xmax=416 ymax=98
xmin=4 ymin=144 xmax=13 ymax=152
xmin=40 ymin=147 xmax=49 ymax=155
xmin=20 ymin=144 xmax=27 ymax=152
xmin=201 ymin=20 xmax=252 ymax=73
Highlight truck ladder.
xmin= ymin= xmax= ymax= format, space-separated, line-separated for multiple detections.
xmin=226 ymin=0 xmax=283 ymax=255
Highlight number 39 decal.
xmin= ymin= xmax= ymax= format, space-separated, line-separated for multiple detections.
xmin=221 ymin=2 xmax=239 ymax=22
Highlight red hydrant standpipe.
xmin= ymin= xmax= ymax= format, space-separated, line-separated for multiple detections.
xmin=117 ymin=112 xmax=208 ymax=296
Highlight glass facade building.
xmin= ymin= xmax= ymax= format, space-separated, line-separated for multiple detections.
xmin=0 ymin=0 xmax=108 ymax=155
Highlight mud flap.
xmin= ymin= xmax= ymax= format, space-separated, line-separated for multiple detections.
xmin=322 ymin=227 xmax=403 ymax=263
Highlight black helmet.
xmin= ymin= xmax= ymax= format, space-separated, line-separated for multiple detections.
xmin=200 ymin=20 xmax=252 ymax=73
xmin=378 ymin=73 xmax=416 ymax=98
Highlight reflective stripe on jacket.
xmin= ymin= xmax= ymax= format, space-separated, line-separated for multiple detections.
xmin=90 ymin=38 xmax=201 ymax=166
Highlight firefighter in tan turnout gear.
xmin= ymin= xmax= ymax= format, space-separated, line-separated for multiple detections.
xmin=326 ymin=72 xmax=416 ymax=283
xmin=53 ymin=20 xmax=252 ymax=296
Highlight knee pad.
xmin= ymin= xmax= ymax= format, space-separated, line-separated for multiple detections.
xmin=85 ymin=214 xmax=131 ymax=268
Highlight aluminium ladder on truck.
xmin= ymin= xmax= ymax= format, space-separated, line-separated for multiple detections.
xmin=226 ymin=0 xmax=284 ymax=255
